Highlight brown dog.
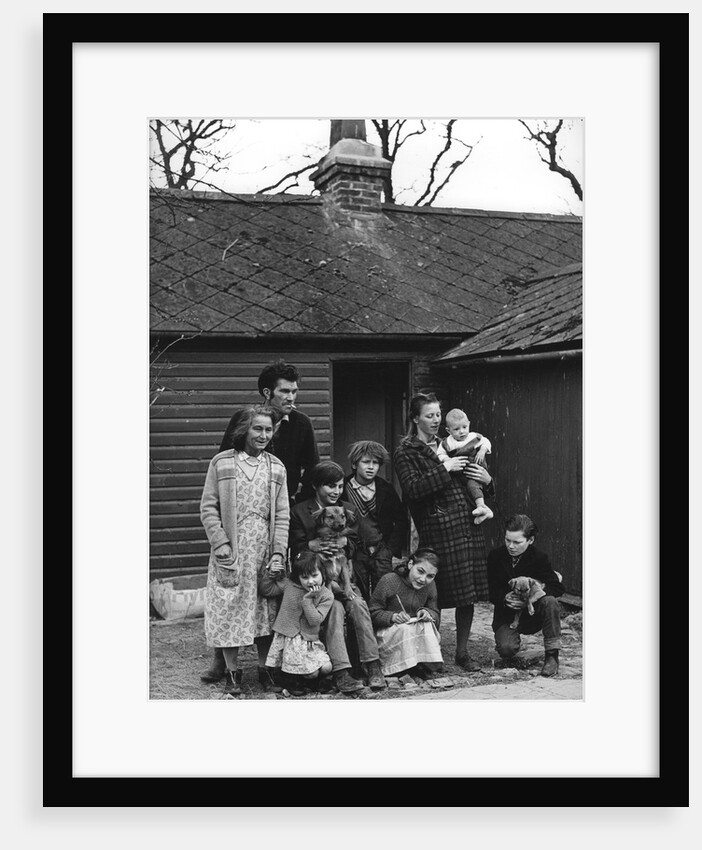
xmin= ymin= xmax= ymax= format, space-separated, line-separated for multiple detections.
xmin=310 ymin=505 xmax=356 ymax=600
xmin=507 ymin=576 xmax=546 ymax=629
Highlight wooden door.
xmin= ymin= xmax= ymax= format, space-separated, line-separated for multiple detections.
xmin=331 ymin=361 xmax=409 ymax=485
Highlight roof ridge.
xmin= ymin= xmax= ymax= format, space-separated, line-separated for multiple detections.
xmin=149 ymin=187 xmax=582 ymax=221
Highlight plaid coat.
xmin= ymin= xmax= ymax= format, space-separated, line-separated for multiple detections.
xmin=393 ymin=436 xmax=491 ymax=609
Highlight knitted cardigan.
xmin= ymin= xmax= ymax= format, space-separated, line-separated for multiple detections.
xmin=258 ymin=574 xmax=334 ymax=641
xmin=200 ymin=450 xmax=289 ymax=561
xmin=368 ymin=571 xmax=440 ymax=630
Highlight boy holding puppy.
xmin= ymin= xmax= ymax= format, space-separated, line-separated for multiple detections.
xmin=487 ymin=514 xmax=565 ymax=677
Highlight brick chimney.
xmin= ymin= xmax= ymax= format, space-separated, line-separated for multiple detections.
xmin=310 ymin=120 xmax=391 ymax=219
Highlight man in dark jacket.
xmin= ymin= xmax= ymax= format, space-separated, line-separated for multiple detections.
xmin=202 ymin=359 xmax=320 ymax=684
xmin=341 ymin=440 xmax=409 ymax=601
xmin=487 ymin=514 xmax=565 ymax=677
xmin=219 ymin=359 xmax=320 ymax=505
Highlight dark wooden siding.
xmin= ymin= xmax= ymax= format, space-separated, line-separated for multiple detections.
xmin=446 ymin=356 xmax=582 ymax=595
xmin=149 ymin=338 xmax=462 ymax=580
xmin=150 ymin=350 xmax=331 ymax=578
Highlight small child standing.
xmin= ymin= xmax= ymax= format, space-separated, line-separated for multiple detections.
xmin=368 ymin=548 xmax=444 ymax=679
xmin=441 ymin=407 xmax=494 ymax=525
xmin=259 ymin=551 xmax=334 ymax=695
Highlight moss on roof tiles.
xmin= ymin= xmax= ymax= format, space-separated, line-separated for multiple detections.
xmin=150 ymin=189 xmax=581 ymax=339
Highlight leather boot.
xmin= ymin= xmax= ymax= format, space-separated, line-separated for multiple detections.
xmin=540 ymin=650 xmax=559 ymax=677
xmin=200 ymin=647 xmax=226 ymax=682
xmin=258 ymin=666 xmax=283 ymax=693
xmin=333 ymin=668 xmax=364 ymax=693
xmin=280 ymin=672 xmax=307 ymax=697
xmin=455 ymin=652 xmax=482 ymax=672
xmin=223 ymin=667 xmax=242 ymax=695
xmin=364 ymin=659 xmax=387 ymax=690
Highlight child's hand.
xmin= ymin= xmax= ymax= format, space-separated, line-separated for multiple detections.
xmin=304 ymin=585 xmax=322 ymax=596
xmin=267 ymin=555 xmax=285 ymax=575
xmin=309 ymin=539 xmax=338 ymax=557
xmin=443 ymin=456 xmax=469 ymax=474
xmin=504 ymin=591 xmax=526 ymax=610
xmin=416 ymin=609 xmax=432 ymax=622
xmin=392 ymin=611 xmax=412 ymax=624
xmin=475 ymin=447 xmax=488 ymax=465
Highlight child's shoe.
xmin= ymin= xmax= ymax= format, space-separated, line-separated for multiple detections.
xmin=364 ymin=659 xmax=387 ymax=690
xmin=258 ymin=666 xmax=283 ymax=693
xmin=415 ymin=662 xmax=443 ymax=680
xmin=309 ymin=675 xmax=335 ymax=694
xmin=333 ymin=669 xmax=364 ymax=693
xmin=280 ymin=673 xmax=307 ymax=696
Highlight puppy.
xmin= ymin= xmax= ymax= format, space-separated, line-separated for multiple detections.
xmin=310 ymin=506 xmax=356 ymax=600
xmin=507 ymin=576 xmax=546 ymax=629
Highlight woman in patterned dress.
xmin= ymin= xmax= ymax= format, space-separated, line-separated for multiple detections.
xmin=200 ymin=405 xmax=290 ymax=695
xmin=393 ymin=393 xmax=495 ymax=672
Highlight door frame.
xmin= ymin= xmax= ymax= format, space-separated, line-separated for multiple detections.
xmin=329 ymin=355 xmax=412 ymax=481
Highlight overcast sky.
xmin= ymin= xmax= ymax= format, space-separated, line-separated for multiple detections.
xmin=151 ymin=117 xmax=584 ymax=217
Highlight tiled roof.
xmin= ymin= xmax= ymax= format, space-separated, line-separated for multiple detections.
xmin=150 ymin=190 xmax=582 ymax=337
xmin=435 ymin=264 xmax=582 ymax=362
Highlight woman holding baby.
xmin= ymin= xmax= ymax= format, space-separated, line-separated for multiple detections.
xmin=393 ymin=393 xmax=494 ymax=672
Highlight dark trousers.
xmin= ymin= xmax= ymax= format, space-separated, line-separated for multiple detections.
xmin=494 ymin=595 xmax=562 ymax=656
xmin=353 ymin=546 xmax=393 ymax=602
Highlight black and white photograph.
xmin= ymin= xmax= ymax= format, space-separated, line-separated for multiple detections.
xmin=148 ymin=116 xmax=584 ymax=702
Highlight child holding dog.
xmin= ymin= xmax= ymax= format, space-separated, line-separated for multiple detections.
xmin=289 ymin=460 xmax=386 ymax=694
xmin=369 ymin=548 xmax=444 ymax=678
xmin=258 ymin=551 xmax=334 ymax=696
xmin=487 ymin=514 xmax=565 ymax=677
xmin=342 ymin=440 xmax=409 ymax=601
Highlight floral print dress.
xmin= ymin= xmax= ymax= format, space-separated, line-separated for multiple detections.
xmin=204 ymin=457 xmax=277 ymax=647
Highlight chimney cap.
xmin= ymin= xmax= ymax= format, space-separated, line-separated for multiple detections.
xmin=310 ymin=138 xmax=391 ymax=184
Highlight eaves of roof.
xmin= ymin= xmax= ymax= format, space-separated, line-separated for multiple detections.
xmin=435 ymin=264 xmax=583 ymax=363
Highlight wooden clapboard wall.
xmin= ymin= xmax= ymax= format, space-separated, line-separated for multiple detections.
xmin=150 ymin=349 xmax=330 ymax=578
xmin=447 ymin=355 xmax=582 ymax=596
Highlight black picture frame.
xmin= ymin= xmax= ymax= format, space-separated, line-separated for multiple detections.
xmin=58 ymin=12 xmax=687 ymax=806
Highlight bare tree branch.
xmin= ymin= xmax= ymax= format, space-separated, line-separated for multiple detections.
xmin=393 ymin=119 xmax=427 ymax=156
xmin=150 ymin=119 xmax=237 ymax=190
xmin=150 ymin=332 xmax=203 ymax=406
xmin=413 ymin=119 xmax=455 ymax=205
xmin=422 ymin=146 xmax=476 ymax=206
xmin=519 ymin=119 xmax=583 ymax=201
xmin=256 ymin=161 xmax=318 ymax=194
xmin=370 ymin=119 xmax=431 ymax=203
